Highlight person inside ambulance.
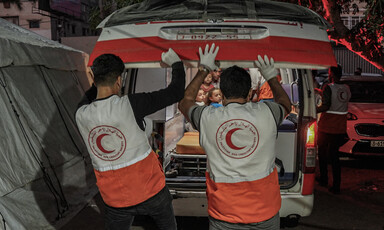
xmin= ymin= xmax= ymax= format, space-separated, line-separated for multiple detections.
xmin=211 ymin=68 xmax=222 ymax=88
xmin=75 ymin=49 xmax=185 ymax=230
xmin=250 ymin=68 xmax=283 ymax=103
xmin=179 ymin=44 xmax=291 ymax=230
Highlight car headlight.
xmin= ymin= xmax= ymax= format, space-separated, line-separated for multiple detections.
xmin=347 ymin=112 xmax=358 ymax=120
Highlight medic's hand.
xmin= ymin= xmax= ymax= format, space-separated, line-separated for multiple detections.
xmin=161 ymin=48 xmax=181 ymax=66
xmin=199 ymin=43 xmax=219 ymax=71
xmin=255 ymin=55 xmax=278 ymax=81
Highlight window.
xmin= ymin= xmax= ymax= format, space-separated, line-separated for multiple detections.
xmin=81 ymin=3 xmax=87 ymax=13
xmin=351 ymin=16 xmax=360 ymax=27
xmin=341 ymin=16 xmax=362 ymax=29
xmin=3 ymin=1 xmax=10 ymax=8
xmin=29 ymin=20 xmax=40 ymax=28
xmin=341 ymin=17 xmax=349 ymax=28
xmin=72 ymin=24 xmax=76 ymax=34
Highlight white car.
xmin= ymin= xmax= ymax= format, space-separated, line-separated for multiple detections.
xmin=339 ymin=76 xmax=384 ymax=156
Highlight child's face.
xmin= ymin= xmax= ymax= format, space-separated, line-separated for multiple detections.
xmin=196 ymin=90 xmax=206 ymax=102
xmin=204 ymin=74 xmax=213 ymax=85
xmin=209 ymin=89 xmax=222 ymax=103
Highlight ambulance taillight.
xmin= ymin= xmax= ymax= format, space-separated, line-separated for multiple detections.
xmin=304 ymin=121 xmax=316 ymax=173
xmin=302 ymin=121 xmax=317 ymax=195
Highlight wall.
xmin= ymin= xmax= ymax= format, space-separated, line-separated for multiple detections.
xmin=61 ymin=36 xmax=98 ymax=55
xmin=0 ymin=1 xmax=52 ymax=39
xmin=334 ymin=46 xmax=384 ymax=75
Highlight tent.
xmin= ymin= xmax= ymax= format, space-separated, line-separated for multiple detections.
xmin=0 ymin=18 xmax=98 ymax=229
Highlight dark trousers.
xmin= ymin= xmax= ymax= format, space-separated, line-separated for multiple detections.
xmin=209 ymin=213 xmax=280 ymax=230
xmin=317 ymin=131 xmax=345 ymax=189
xmin=104 ymin=186 xmax=176 ymax=230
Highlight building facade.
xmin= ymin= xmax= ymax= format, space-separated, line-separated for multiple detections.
xmin=340 ymin=1 xmax=366 ymax=30
xmin=0 ymin=0 xmax=98 ymax=41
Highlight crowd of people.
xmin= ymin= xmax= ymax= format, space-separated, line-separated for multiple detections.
xmin=196 ymin=66 xmax=285 ymax=108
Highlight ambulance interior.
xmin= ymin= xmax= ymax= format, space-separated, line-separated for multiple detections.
xmin=123 ymin=66 xmax=311 ymax=190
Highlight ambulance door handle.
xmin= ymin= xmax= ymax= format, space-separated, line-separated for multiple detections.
xmin=290 ymin=81 xmax=298 ymax=106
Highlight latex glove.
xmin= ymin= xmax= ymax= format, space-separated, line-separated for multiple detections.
xmin=161 ymin=48 xmax=181 ymax=66
xmin=199 ymin=43 xmax=219 ymax=71
xmin=255 ymin=55 xmax=278 ymax=81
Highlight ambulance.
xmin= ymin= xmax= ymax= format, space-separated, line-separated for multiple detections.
xmin=89 ymin=0 xmax=336 ymax=226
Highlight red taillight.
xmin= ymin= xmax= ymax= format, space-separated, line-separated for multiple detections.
xmin=302 ymin=121 xmax=317 ymax=195
xmin=303 ymin=121 xmax=316 ymax=173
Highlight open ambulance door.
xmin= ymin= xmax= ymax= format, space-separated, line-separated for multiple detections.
xmin=89 ymin=0 xmax=337 ymax=219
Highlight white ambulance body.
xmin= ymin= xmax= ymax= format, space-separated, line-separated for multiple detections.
xmin=89 ymin=0 xmax=337 ymax=225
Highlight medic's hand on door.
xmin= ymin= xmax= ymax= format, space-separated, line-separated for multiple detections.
xmin=255 ymin=55 xmax=278 ymax=81
xmin=198 ymin=43 xmax=219 ymax=71
xmin=161 ymin=48 xmax=181 ymax=67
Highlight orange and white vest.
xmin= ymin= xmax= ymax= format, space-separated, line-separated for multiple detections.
xmin=76 ymin=95 xmax=165 ymax=207
xmin=199 ymin=102 xmax=282 ymax=224
xmin=319 ymin=83 xmax=351 ymax=134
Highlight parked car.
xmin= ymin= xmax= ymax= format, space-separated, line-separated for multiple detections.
xmin=339 ymin=76 xmax=384 ymax=156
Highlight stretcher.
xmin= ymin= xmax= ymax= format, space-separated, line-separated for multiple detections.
xmin=176 ymin=132 xmax=205 ymax=155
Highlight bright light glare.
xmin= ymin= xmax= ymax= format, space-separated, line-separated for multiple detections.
xmin=306 ymin=122 xmax=316 ymax=147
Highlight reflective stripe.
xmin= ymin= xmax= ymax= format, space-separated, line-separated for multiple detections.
xmin=326 ymin=111 xmax=348 ymax=115
xmin=210 ymin=163 xmax=275 ymax=183
xmin=90 ymin=37 xmax=336 ymax=68
xmin=93 ymin=148 xmax=152 ymax=172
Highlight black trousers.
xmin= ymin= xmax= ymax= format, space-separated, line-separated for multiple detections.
xmin=103 ymin=186 xmax=176 ymax=230
xmin=317 ymin=131 xmax=346 ymax=189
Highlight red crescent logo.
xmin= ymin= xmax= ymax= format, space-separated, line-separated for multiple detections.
xmin=337 ymin=88 xmax=349 ymax=102
xmin=96 ymin=134 xmax=115 ymax=154
xmin=216 ymin=119 xmax=259 ymax=159
xmin=88 ymin=125 xmax=126 ymax=161
xmin=225 ymin=128 xmax=245 ymax=150
xmin=340 ymin=92 xmax=344 ymax=98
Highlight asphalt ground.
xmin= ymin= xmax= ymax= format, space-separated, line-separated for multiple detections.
xmin=62 ymin=156 xmax=384 ymax=230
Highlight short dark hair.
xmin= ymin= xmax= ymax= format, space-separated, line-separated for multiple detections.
xmin=92 ymin=54 xmax=125 ymax=87
xmin=220 ymin=66 xmax=251 ymax=99
xmin=329 ymin=64 xmax=342 ymax=79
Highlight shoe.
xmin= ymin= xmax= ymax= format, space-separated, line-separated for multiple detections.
xmin=328 ymin=187 xmax=340 ymax=194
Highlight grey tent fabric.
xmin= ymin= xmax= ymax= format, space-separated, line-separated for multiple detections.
xmin=99 ymin=0 xmax=329 ymax=28
xmin=0 ymin=19 xmax=97 ymax=229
